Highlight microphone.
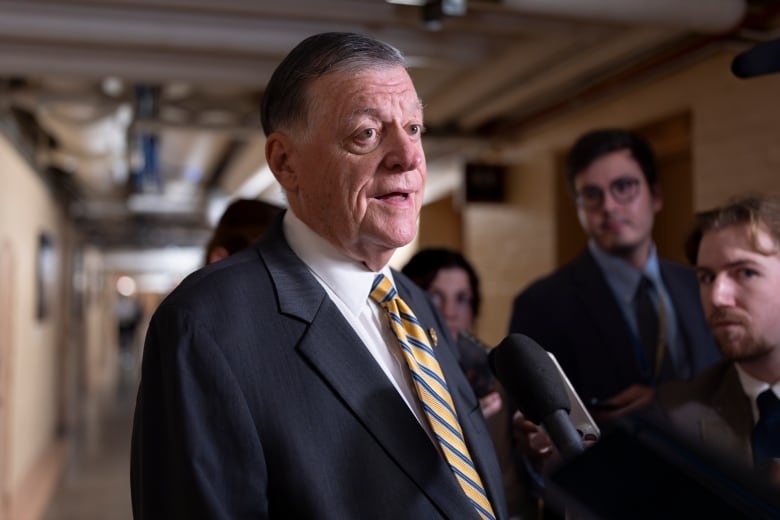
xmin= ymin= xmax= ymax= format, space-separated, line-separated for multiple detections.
xmin=731 ymin=36 xmax=780 ymax=79
xmin=488 ymin=334 xmax=585 ymax=461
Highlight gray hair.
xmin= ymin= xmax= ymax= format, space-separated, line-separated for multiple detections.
xmin=260 ymin=32 xmax=406 ymax=137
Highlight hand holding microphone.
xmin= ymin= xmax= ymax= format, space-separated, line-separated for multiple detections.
xmin=511 ymin=409 xmax=556 ymax=472
xmin=489 ymin=334 xmax=598 ymax=465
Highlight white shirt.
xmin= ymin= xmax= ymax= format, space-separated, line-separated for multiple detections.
xmin=735 ymin=364 xmax=780 ymax=425
xmin=282 ymin=210 xmax=432 ymax=436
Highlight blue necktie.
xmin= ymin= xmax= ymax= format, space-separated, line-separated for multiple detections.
xmin=634 ymin=276 xmax=670 ymax=382
xmin=370 ymin=274 xmax=496 ymax=520
xmin=752 ymin=389 xmax=780 ymax=466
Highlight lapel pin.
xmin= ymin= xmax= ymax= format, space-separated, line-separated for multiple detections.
xmin=428 ymin=328 xmax=438 ymax=347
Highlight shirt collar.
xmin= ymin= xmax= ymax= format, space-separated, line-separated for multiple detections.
xmin=283 ymin=209 xmax=391 ymax=316
xmin=588 ymin=240 xmax=662 ymax=302
xmin=735 ymin=363 xmax=780 ymax=403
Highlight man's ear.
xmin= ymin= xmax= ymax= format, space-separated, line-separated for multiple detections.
xmin=266 ymin=132 xmax=298 ymax=192
xmin=207 ymin=246 xmax=230 ymax=264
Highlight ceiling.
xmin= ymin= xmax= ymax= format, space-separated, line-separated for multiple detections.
xmin=1 ymin=0 xmax=779 ymax=251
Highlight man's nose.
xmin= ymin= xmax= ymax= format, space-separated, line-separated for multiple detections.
xmin=601 ymin=187 xmax=621 ymax=211
xmin=382 ymin=128 xmax=423 ymax=172
xmin=710 ymin=274 xmax=735 ymax=307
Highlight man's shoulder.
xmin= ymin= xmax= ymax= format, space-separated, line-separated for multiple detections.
xmin=513 ymin=251 xmax=591 ymax=300
xmin=160 ymin=247 xmax=274 ymax=314
xmin=658 ymin=256 xmax=697 ymax=280
xmin=657 ymin=360 xmax=734 ymax=406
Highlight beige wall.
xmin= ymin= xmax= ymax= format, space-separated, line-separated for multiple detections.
xmin=464 ymin=49 xmax=780 ymax=347
xmin=0 ymin=133 xmax=67 ymax=512
xmin=0 ymin=132 xmax=119 ymax=519
xmin=465 ymin=160 xmax=556 ymax=347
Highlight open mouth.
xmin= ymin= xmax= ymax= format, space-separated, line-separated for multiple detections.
xmin=375 ymin=192 xmax=409 ymax=201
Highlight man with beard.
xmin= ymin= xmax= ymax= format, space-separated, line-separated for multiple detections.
xmin=657 ymin=195 xmax=780 ymax=486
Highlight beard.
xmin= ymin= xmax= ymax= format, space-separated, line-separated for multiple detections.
xmin=709 ymin=309 xmax=773 ymax=362
xmin=607 ymin=243 xmax=639 ymax=259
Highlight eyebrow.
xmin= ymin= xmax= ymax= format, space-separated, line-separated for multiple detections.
xmin=696 ymin=258 xmax=760 ymax=272
xmin=353 ymin=101 xmax=424 ymax=117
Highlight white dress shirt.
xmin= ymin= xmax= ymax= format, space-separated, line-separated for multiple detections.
xmin=735 ymin=364 xmax=780 ymax=425
xmin=282 ymin=209 xmax=433 ymax=437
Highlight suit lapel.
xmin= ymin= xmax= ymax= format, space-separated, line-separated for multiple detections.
xmin=258 ymin=220 xmax=480 ymax=519
xmin=662 ymin=263 xmax=695 ymax=332
xmin=705 ymin=364 xmax=753 ymax=464
xmin=571 ymin=250 xmax=642 ymax=375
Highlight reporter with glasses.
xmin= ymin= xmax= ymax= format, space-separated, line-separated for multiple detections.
xmin=504 ymin=130 xmax=721 ymax=501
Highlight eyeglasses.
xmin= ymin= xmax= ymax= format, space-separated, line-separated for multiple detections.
xmin=575 ymin=176 xmax=641 ymax=210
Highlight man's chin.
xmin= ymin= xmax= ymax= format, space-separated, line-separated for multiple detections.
xmin=599 ymin=241 xmax=637 ymax=258
xmin=713 ymin=327 xmax=745 ymax=356
xmin=370 ymin=223 xmax=417 ymax=249
xmin=716 ymin=333 xmax=770 ymax=362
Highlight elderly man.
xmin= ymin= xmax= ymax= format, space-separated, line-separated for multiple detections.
xmin=130 ymin=32 xmax=507 ymax=519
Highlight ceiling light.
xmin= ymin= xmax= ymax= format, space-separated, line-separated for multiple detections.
xmin=422 ymin=1 xmax=444 ymax=31
xmin=442 ymin=0 xmax=467 ymax=16
xmin=101 ymin=76 xmax=124 ymax=97
xmin=386 ymin=0 xmax=427 ymax=5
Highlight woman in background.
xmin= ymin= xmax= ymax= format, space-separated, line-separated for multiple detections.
xmin=204 ymin=198 xmax=282 ymax=265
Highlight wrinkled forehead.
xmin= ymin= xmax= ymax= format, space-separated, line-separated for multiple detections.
xmin=306 ymin=66 xmax=423 ymax=122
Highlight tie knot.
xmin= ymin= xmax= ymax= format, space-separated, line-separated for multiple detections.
xmin=635 ymin=275 xmax=654 ymax=299
xmin=757 ymin=389 xmax=780 ymax=422
xmin=370 ymin=274 xmax=397 ymax=304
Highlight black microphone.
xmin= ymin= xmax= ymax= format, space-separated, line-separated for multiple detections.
xmin=488 ymin=333 xmax=585 ymax=461
xmin=732 ymin=36 xmax=780 ymax=79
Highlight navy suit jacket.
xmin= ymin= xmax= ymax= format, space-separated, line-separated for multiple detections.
xmin=507 ymin=248 xmax=720 ymax=405
xmin=131 ymin=215 xmax=508 ymax=519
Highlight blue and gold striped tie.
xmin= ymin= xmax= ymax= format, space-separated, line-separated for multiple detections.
xmin=370 ymin=274 xmax=496 ymax=520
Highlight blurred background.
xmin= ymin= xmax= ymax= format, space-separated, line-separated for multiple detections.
xmin=1 ymin=1 xmax=779 ymax=518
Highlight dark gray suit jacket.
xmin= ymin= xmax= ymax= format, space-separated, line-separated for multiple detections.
xmin=508 ymin=248 xmax=721 ymax=405
xmin=656 ymin=360 xmax=753 ymax=467
xmin=131 ymin=215 xmax=508 ymax=519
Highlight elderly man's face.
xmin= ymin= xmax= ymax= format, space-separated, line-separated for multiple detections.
xmin=274 ymin=65 xmax=426 ymax=271
xmin=695 ymin=223 xmax=780 ymax=362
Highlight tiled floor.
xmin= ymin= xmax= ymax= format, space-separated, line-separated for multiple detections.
xmin=42 ymin=360 xmax=138 ymax=520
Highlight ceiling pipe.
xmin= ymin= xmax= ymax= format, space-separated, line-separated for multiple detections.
xmin=499 ymin=0 xmax=747 ymax=34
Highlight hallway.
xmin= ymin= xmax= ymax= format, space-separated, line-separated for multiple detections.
xmin=41 ymin=360 xmax=137 ymax=520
